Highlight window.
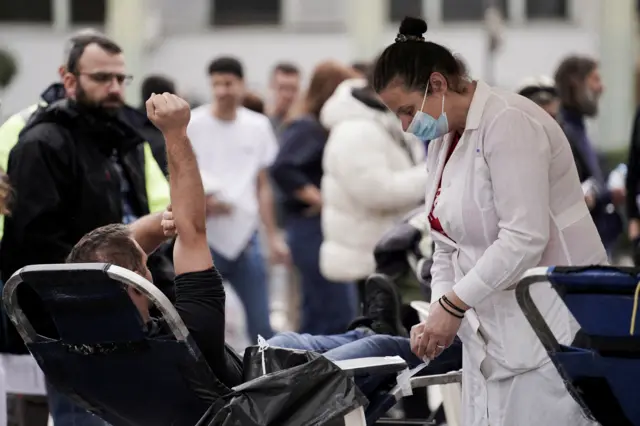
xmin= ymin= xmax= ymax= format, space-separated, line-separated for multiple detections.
xmin=442 ymin=0 xmax=508 ymax=22
xmin=389 ymin=0 xmax=423 ymax=22
xmin=211 ymin=0 xmax=281 ymax=26
xmin=70 ymin=0 xmax=106 ymax=24
xmin=0 ymin=0 xmax=51 ymax=23
xmin=526 ymin=0 xmax=567 ymax=20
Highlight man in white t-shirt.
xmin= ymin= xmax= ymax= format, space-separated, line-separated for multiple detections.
xmin=187 ymin=56 xmax=289 ymax=341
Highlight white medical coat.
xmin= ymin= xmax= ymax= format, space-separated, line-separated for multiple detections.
xmin=426 ymin=81 xmax=607 ymax=426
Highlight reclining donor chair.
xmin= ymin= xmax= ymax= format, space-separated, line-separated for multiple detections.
xmin=516 ymin=265 xmax=640 ymax=426
xmin=3 ymin=263 xmax=461 ymax=426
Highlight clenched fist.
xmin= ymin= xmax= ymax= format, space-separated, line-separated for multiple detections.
xmin=146 ymin=92 xmax=191 ymax=136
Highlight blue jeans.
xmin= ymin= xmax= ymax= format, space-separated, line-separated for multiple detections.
xmin=285 ymin=215 xmax=357 ymax=334
xmin=211 ymin=233 xmax=273 ymax=342
xmin=47 ymin=382 xmax=109 ymax=426
xmin=268 ymin=331 xmax=463 ymax=396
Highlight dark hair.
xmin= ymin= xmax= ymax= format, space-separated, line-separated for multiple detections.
xmin=66 ymin=224 xmax=144 ymax=273
xmin=554 ymin=55 xmax=598 ymax=107
xmin=141 ymin=75 xmax=176 ymax=102
xmin=272 ymin=62 xmax=300 ymax=77
xmin=243 ymin=92 xmax=265 ymax=114
xmin=372 ymin=17 xmax=466 ymax=94
xmin=207 ymin=56 xmax=244 ymax=79
xmin=66 ymin=35 xmax=122 ymax=75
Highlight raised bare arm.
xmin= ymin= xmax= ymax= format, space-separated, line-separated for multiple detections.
xmin=146 ymin=93 xmax=212 ymax=275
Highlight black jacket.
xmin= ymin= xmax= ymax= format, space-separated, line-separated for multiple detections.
xmin=0 ymin=99 xmax=152 ymax=353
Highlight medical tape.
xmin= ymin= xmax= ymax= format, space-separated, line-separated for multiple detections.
xmin=257 ymin=335 xmax=269 ymax=376
xmin=396 ymin=360 xmax=430 ymax=397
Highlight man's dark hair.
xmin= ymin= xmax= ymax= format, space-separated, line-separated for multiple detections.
xmin=207 ymin=56 xmax=244 ymax=79
xmin=554 ymin=55 xmax=598 ymax=108
xmin=141 ymin=75 xmax=176 ymax=102
xmin=66 ymin=224 xmax=144 ymax=273
xmin=272 ymin=62 xmax=300 ymax=77
xmin=66 ymin=35 xmax=122 ymax=75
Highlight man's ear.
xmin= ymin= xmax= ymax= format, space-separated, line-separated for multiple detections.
xmin=63 ymin=72 xmax=78 ymax=98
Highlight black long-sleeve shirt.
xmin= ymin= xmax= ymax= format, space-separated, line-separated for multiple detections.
xmin=149 ymin=267 xmax=244 ymax=388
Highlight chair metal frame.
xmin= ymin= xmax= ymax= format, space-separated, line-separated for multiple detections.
xmin=514 ymin=266 xmax=598 ymax=422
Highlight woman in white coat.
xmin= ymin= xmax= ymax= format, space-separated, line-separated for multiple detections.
xmin=372 ymin=17 xmax=607 ymax=426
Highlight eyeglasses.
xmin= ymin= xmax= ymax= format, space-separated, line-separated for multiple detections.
xmin=78 ymin=72 xmax=133 ymax=86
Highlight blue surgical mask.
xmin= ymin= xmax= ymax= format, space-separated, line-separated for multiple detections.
xmin=407 ymin=82 xmax=449 ymax=140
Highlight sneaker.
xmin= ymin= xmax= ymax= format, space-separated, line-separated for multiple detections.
xmin=365 ymin=273 xmax=408 ymax=337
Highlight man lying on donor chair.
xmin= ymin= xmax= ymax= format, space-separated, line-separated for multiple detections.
xmin=64 ymin=93 xmax=461 ymax=404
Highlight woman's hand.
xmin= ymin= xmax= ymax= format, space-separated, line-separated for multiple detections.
xmin=413 ymin=294 xmax=464 ymax=360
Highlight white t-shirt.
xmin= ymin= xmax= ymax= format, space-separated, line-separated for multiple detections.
xmin=188 ymin=105 xmax=278 ymax=259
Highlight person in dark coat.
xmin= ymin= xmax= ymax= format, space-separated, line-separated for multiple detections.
xmin=554 ymin=55 xmax=623 ymax=255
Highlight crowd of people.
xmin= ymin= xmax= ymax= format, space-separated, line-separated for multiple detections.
xmin=0 ymin=13 xmax=636 ymax=426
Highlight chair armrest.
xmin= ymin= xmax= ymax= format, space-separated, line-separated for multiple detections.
xmin=332 ymin=356 xmax=407 ymax=376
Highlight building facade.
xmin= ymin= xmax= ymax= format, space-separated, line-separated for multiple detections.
xmin=0 ymin=0 xmax=604 ymax=119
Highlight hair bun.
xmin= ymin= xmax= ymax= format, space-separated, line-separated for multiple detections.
xmin=399 ymin=16 xmax=427 ymax=39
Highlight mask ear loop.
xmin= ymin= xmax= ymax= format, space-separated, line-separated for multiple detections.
xmin=441 ymin=92 xmax=445 ymax=115
xmin=419 ymin=81 xmax=429 ymax=112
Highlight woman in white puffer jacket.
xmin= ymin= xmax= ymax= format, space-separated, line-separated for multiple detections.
xmin=320 ymin=78 xmax=427 ymax=291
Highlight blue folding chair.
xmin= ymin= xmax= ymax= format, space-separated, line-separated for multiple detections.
xmin=516 ymin=266 xmax=640 ymax=426
xmin=3 ymin=263 xmax=427 ymax=426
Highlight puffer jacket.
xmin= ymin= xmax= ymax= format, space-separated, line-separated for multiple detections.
xmin=320 ymin=79 xmax=427 ymax=281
